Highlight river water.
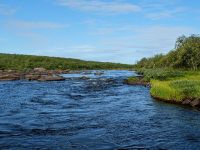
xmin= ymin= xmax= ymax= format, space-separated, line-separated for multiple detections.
xmin=0 ymin=70 xmax=200 ymax=150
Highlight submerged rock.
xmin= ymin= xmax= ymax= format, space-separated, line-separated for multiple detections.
xmin=79 ymin=76 xmax=90 ymax=80
xmin=94 ymin=71 xmax=104 ymax=76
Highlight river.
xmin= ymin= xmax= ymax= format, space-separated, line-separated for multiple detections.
xmin=0 ymin=70 xmax=200 ymax=149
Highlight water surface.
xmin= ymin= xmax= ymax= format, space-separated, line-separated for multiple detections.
xmin=0 ymin=70 xmax=200 ymax=149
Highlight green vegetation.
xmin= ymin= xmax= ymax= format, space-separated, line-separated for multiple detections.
xmin=127 ymin=76 xmax=141 ymax=82
xmin=135 ymin=35 xmax=200 ymax=70
xmin=130 ymin=35 xmax=200 ymax=103
xmin=149 ymin=70 xmax=200 ymax=101
xmin=0 ymin=53 xmax=132 ymax=70
xmin=136 ymin=68 xmax=183 ymax=81
xmin=129 ymin=68 xmax=200 ymax=102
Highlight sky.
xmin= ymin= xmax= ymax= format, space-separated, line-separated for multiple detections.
xmin=0 ymin=0 xmax=200 ymax=64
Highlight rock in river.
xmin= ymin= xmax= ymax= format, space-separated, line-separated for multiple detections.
xmin=190 ymin=99 xmax=200 ymax=107
xmin=37 ymin=75 xmax=65 ymax=81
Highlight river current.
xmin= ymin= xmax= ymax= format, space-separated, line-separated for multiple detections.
xmin=0 ymin=70 xmax=200 ymax=150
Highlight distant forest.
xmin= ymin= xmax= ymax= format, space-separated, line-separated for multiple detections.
xmin=0 ymin=53 xmax=132 ymax=70
xmin=135 ymin=35 xmax=200 ymax=70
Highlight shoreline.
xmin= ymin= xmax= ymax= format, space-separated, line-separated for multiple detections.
xmin=0 ymin=69 xmax=129 ymax=82
xmin=151 ymin=95 xmax=200 ymax=108
xmin=0 ymin=68 xmax=69 ymax=81
xmin=125 ymin=72 xmax=200 ymax=108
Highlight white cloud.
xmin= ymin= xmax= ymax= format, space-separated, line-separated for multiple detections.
xmin=67 ymin=45 xmax=98 ymax=52
xmin=56 ymin=0 xmax=188 ymax=19
xmin=27 ymin=25 xmax=196 ymax=64
xmin=0 ymin=3 xmax=17 ymax=15
xmin=3 ymin=20 xmax=69 ymax=49
xmin=146 ymin=7 xmax=187 ymax=20
xmin=57 ymin=0 xmax=141 ymax=14
xmin=89 ymin=25 xmax=135 ymax=35
xmin=96 ymin=25 xmax=196 ymax=63
xmin=138 ymin=0 xmax=188 ymax=20
xmin=5 ymin=20 xmax=68 ymax=30
xmin=134 ymin=25 xmax=194 ymax=50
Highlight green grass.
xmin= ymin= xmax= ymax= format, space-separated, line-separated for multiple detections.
xmin=130 ymin=68 xmax=200 ymax=102
xmin=0 ymin=53 xmax=132 ymax=70
xmin=127 ymin=76 xmax=140 ymax=82
xmin=136 ymin=68 xmax=184 ymax=81
xmin=150 ymin=80 xmax=182 ymax=101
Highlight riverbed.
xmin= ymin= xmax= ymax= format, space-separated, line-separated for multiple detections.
xmin=0 ymin=70 xmax=200 ymax=149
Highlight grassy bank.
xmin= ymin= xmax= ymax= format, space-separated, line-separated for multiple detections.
xmin=0 ymin=53 xmax=132 ymax=70
xmin=150 ymin=71 xmax=200 ymax=102
xmin=127 ymin=35 xmax=200 ymax=107
xmin=128 ymin=69 xmax=200 ymax=104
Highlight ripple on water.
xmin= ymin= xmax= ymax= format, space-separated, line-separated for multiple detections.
xmin=1 ymin=70 xmax=200 ymax=149
xmin=30 ymin=97 xmax=59 ymax=105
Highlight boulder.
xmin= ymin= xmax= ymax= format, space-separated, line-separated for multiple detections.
xmin=190 ymin=99 xmax=200 ymax=107
xmin=37 ymin=75 xmax=65 ymax=81
xmin=182 ymin=99 xmax=191 ymax=105
xmin=79 ymin=76 xmax=90 ymax=80
xmin=94 ymin=71 xmax=104 ymax=76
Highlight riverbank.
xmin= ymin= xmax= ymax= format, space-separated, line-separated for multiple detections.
xmin=0 ymin=53 xmax=132 ymax=81
xmin=0 ymin=53 xmax=132 ymax=70
xmin=126 ymin=69 xmax=200 ymax=108
xmin=0 ymin=68 xmax=69 ymax=81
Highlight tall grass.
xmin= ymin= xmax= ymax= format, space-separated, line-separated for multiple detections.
xmin=150 ymin=80 xmax=183 ymax=101
xmin=136 ymin=68 xmax=183 ymax=81
xmin=150 ymin=72 xmax=200 ymax=101
xmin=131 ymin=68 xmax=200 ymax=101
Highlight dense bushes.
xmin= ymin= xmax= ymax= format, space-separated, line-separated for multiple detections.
xmin=0 ymin=53 xmax=132 ymax=70
xmin=132 ymin=35 xmax=200 ymax=103
xmin=136 ymin=68 xmax=183 ymax=81
xmin=135 ymin=35 xmax=200 ymax=70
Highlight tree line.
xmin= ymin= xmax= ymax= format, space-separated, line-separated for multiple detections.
xmin=135 ymin=35 xmax=200 ymax=70
xmin=0 ymin=53 xmax=132 ymax=70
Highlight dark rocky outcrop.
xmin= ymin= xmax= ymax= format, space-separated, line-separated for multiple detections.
xmin=0 ymin=68 xmax=68 ymax=81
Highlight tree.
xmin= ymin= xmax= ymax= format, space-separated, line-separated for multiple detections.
xmin=175 ymin=35 xmax=186 ymax=49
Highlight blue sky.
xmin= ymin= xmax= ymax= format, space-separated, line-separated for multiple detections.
xmin=0 ymin=0 xmax=199 ymax=64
